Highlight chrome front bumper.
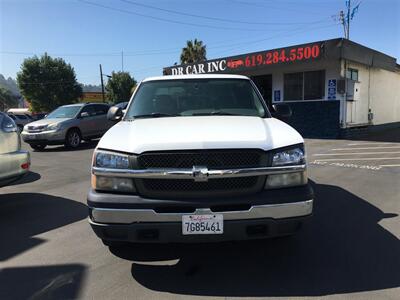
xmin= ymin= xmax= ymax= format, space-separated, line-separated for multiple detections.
xmin=90 ymin=199 xmax=313 ymax=224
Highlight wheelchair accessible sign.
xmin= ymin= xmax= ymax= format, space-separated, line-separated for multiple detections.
xmin=328 ymin=79 xmax=336 ymax=100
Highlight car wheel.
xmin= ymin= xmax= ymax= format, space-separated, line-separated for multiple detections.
xmin=30 ymin=144 xmax=46 ymax=151
xmin=65 ymin=129 xmax=82 ymax=149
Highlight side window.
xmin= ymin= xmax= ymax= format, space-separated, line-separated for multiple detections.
xmin=80 ymin=105 xmax=95 ymax=117
xmin=8 ymin=114 xmax=16 ymax=120
xmin=15 ymin=114 xmax=27 ymax=119
xmin=92 ymin=104 xmax=109 ymax=116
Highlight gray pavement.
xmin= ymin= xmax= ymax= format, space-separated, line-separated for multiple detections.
xmin=1 ymin=133 xmax=399 ymax=300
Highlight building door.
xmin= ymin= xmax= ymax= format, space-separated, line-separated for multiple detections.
xmin=251 ymin=75 xmax=272 ymax=108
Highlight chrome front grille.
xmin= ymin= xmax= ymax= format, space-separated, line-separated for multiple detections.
xmin=135 ymin=150 xmax=269 ymax=199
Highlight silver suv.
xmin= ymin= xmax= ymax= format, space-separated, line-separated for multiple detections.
xmin=21 ymin=103 xmax=114 ymax=151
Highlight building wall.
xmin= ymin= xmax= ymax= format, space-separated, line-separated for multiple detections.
xmin=343 ymin=61 xmax=400 ymax=126
xmin=369 ymin=67 xmax=400 ymax=125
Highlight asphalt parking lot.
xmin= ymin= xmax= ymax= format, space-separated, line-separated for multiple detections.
xmin=1 ymin=131 xmax=399 ymax=300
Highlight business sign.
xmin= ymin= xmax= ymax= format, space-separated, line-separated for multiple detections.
xmin=328 ymin=79 xmax=337 ymax=100
xmin=80 ymin=92 xmax=104 ymax=103
xmin=164 ymin=42 xmax=323 ymax=75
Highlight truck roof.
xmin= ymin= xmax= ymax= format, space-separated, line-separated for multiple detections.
xmin=142 ymin=74 xmax=250 ymax=82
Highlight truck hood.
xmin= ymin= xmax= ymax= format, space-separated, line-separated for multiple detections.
xmin=98 ymin=116 xmax=303 ymax=154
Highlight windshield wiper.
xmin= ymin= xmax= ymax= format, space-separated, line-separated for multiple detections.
xmin=191 ymin=111 xmax=239 ymax=116
xmin=132 ymin=112 xmax=178 ymax=119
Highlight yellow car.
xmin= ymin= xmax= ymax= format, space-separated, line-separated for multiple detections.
xmin=0 ymin=112 xmax=30 ymax=186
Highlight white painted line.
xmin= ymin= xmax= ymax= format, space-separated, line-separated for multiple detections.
xmin=347 ymin=143 xmax=399 ymax=146
xmin=314 ymin=157 xmax=400 ymax=161
xmin=379 ymin=164 xmax=400 ymax=167
xmin=332 ymin=146 xmax=400 ymax=151
xmin=313 ymin=151 xmax=400 ymax=156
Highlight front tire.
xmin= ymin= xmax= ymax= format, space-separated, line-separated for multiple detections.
xmin=30 ymin=144 xmax=46 ymax=151
xmin=65 ymin=129 xmax=82 ymax=149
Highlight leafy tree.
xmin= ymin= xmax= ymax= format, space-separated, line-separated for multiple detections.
xmin=0 ymin=87 xmax=19 ymax=111
xmin=17 ymin=53 xmax=82 ymax=112
xmin=106 ymin=71 xmax=136 ymax=103
xmin=180 ymin=39 xmax=207 ymax=64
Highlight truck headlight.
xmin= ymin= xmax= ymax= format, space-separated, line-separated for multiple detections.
xmin=91 ymin=175 xmax=136 ymax=193
xmin=265 ymin=171 xmax=308 ymax=189
xmin=266 ymin=145 xmax=307 ymax=189
xmin=272 ymin=147 xmax=305 ymax=166
xmin=92 ymin=150 xmax=135 ymax=192
xmin=94 ymin=150 xmax=130 ymax=169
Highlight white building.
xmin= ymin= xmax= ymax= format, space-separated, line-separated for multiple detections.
xmin=164 ymin=38 xmax=400 ymax=138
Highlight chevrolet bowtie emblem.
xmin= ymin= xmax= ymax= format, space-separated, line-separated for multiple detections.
xmin=192 ymin=166 xmax=209 ymax=182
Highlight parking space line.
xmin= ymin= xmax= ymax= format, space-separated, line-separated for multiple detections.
xmin=347 ymin=142 xmax=399 ymax=146
xmin=379 ymin=164 xmax=400 ymax=167
xmin=314 ymin=157 xmax=400 ymax=161
xmin=332 ymin=146 xmax=400 ymax=151
xmin=313 ymin=151 xmax=400 ymax=156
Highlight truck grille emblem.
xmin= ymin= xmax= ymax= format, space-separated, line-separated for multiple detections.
xmin=192 ymin=166 xmax=209 ymax=182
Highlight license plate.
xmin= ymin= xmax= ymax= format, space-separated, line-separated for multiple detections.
xmin=182 ymin=214 xmax=223 ymax=235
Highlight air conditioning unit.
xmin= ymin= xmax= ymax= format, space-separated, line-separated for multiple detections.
xmin=337 ymin=79 xmax=346 ymax=94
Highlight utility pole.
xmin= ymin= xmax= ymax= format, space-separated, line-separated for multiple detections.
xmin=121 ymin=51 xmax=124 ymax=71
xmin=346 ymin=0 xmax=351 ymax=39
xmin=340 ymin=10 xmax=346 ymax=39
xmin=340 ymin=0 xmax=360 ymax=39
xmin=99 ymin=64 xmax=105 ymax=103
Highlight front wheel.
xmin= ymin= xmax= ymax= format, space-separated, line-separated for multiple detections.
xmin=65 ymin=129 xmax=82 ymax=149
xmin=30 ymin=144 xmax=46 ymax=151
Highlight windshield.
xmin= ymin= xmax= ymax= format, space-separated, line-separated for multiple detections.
xmin=125 ymin=79 xmax=267 ymax=119
xmin=46 ymin=105 xmax=82 ymax=119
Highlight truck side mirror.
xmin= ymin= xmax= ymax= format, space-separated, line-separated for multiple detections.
xmin=272 ymin=104 xmax=292 ymax=119
xmin=107 ymin=106 xmax=123 ymax=121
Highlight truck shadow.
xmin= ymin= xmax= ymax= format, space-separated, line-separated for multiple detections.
xmin=111 ymin=182 xmax=400 ymax=297
xmin=0 ymin=193 xmax=87 ymax=261
xmin=0 ymin=264 xmax=87 ymax=300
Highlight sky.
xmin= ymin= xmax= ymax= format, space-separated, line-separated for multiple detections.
xmin=1 ymin=0 xmax=399 ymax=85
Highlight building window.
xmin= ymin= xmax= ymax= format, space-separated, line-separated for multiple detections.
xmin=346 ymin=68 xmax=358 ymax=81
xmin=304 ymin=70 xmax=325 ymax=100
xmin=284 ymin=72 xmax=303 ymax=101
xmin=284 ymin=70 xmax=325 ymax=101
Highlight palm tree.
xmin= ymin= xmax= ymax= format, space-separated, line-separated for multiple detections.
xmin=180 ymin=39 xmax=207 ymax=64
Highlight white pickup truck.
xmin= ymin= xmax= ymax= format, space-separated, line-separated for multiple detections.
xmin=87 ymin=74 xmax=313 ymax=245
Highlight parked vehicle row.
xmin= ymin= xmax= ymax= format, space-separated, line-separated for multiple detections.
xmin=20 ymin=103 xmax=114 ymax=151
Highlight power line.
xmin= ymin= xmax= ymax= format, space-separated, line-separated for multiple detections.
xmin=77 ymin=0 xmax=279 ymax=32
xmin=228 ymin=0 xmax=324 ymax=15
xmin=119 ymin=0 xmax=332 ymax=26
xmin=212 ymin=23 xmax=340 ymax=57
xmin=0 ymin=24 xmax=335 ymax=58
